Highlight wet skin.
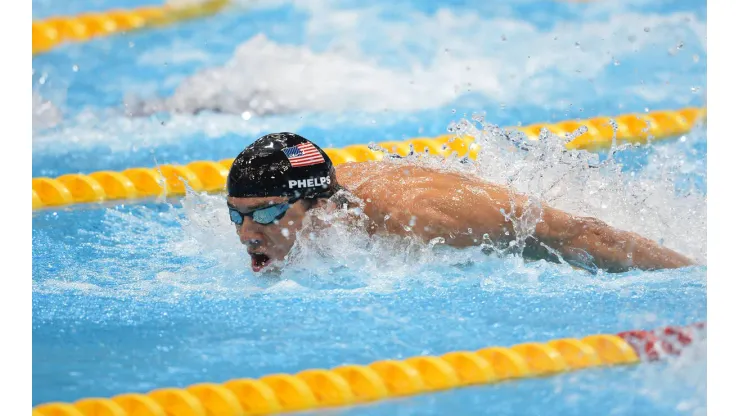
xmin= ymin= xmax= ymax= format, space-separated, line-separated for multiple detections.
xmin=228 ymin=161 xmax=695 ymax=273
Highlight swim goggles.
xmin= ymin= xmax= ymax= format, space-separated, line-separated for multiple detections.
xmin=228 ymin=199 xmax=297 ymax=226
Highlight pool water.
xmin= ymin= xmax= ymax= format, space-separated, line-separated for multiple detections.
xmin=32 ymin=0 xmax=707 ymax=414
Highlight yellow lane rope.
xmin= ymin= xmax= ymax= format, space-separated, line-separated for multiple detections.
xmin=32 ymin=107 xmax=705 ymax=210
xmin=33 ymin=322 xmax=705 ymax=415
xmin=32 ymin=0 xmax=230 ymax=55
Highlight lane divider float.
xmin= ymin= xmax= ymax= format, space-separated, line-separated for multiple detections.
xmin=32 ymin=0 xmax=230 ymax=55
xmin=32 ymin=107 xmax=706 ymax=211
xmin=32 ymin=322 xmax=706 ymax=415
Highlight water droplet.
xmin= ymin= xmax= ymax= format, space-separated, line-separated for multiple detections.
xmin=574 ymin=41 xmax=580 ymax=47
xmin=128 ymin=41 xmax=135 ymax=48
xmin=693 ymin=55 xmax=700 ymax=63
xmin=451 ymin=109 xmax=456 ymax=114
xmin=241 ymin=111 xmax=251 ymax=120
xmin=288 ymin=220 xmax=294 ymax=226
xmin=691 ymin=86 xmax=700 ymax=93
xmin=409 ymin=216 xmax=417 ymax=227
xmin=677 ymin=41 xmax=684 ymax=49
xmin=613 ymin=59 xmax=620 ymax=66
xmin=501 ymin=35 xmax=507 ymax=41
xmin=72 ymin=65 xmax=79 ymax=72
xmin=644 ymin=27 xmax=650 ymax=32
xmin=429 ymin=237 xmax=446 ymax=246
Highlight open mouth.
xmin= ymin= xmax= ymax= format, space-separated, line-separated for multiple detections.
xmin=250 ymin=252 xmax=272 ymax=272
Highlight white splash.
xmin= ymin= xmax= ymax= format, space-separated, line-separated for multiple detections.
xmin=33 ymin=91 xmax=63 ymax=131
xmin=447 ymin=116 xmax=707 ymax=263
xmin=130 ymin=8 xmax=705 ymax=117
xmin=629 ymin=331 xmax=707 ymax=415
xmin=32 ymin=109 xmax=706 ymax=302
xmin=165 ymin=116 xmax=705 ymax=292
xmin=32 ymin=0 xmax=706 ymax=298
xmin=33 ymin=2 xmax=705 ymax=153
xmin=128 ymin=34 xmax=449 ymax=116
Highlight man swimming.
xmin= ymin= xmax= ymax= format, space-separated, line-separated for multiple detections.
xmin=226 ymin=132 xmax=695 ymax=273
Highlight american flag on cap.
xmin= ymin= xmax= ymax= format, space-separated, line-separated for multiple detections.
xmin=282 ymin=142 xmax=325 ymax=168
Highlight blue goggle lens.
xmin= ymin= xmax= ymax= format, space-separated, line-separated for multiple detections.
xmin=229 ymin=207 xmax=244 ymax=225
xmin=252 ymin=203 xmax=291 ymax=224
xmin=229 ymin=203 xmax=292 ymax=225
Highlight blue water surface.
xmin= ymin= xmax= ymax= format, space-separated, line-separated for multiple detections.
xmin=32 ymin=0 xmax=707 ymax=414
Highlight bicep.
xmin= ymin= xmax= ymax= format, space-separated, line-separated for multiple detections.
xmin=405 ymin=186 xmax=521 ymax=247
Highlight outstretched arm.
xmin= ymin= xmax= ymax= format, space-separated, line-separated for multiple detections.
xmin=341 ymin=163 xmax=695 ymax=272
xmin=535 ymin=206 xmax=695 ymax=272
xmin=389 ymin=180 xmax=695 ymax=272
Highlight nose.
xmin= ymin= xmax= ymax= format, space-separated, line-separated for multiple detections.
xmin=237 ymin=219 xmax=264 ymax=246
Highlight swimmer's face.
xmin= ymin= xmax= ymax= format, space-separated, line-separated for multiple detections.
xmin=227 ymin=196 xmax=314 ymax=273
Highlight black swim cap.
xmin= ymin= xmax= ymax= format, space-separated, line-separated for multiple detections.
xmin=227 ymin=132 xmax=338 ymax=199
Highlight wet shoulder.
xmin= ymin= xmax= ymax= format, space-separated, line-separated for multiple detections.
xmin=336 ymin=161 xmax=471 ymax=193
xmin=336 ymin=161 xmax=398 ymax=189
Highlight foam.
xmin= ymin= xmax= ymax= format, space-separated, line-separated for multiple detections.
xmin=31 ymin=3 xmax=706 ymax=409
xmin=130 ymin=9 xmax=705 ymax=117
xmin=31 ymin=110 xmax=706 ymax=303
xmin=628 ymin=332 xmax=707 ymax=415
xmin=32 ymin=91 xmax=62 ymax=131
xmin=31 ymin=0 xmax=706 ymax=298
xmin=458 ymin=116 xmax=707 ymax=263
xmin=33 ymin=2 xmax=706 ymax=154
xmin=164 ymin=120 xmax=705 ymax=293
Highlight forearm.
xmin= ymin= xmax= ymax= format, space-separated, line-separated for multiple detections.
xmin=538 ymin=209 xmax=695 ymax=272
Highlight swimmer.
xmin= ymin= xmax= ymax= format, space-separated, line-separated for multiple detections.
xmin=226 ymin=132 xmax=695 ymax=273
